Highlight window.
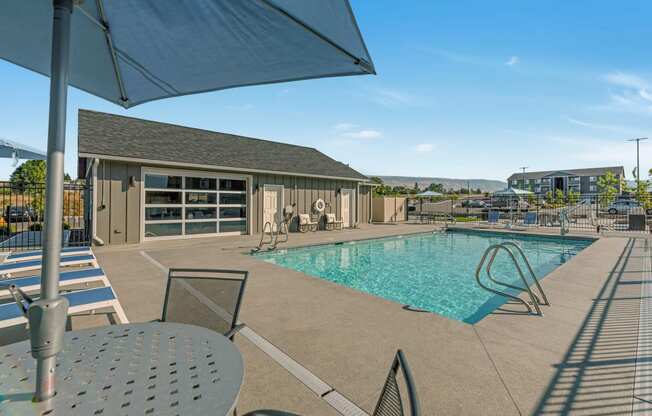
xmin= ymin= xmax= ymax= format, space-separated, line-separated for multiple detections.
xmin=220 ymin=179 xmax=246 ymax=191
xmin=143 ymin=171 xmax=247 ymax=239
xmin=534 ymin=179 xmax=541 ymax=184
xmin=186 ymin=177 xmax=216 ymax=190
xmin=590 ymin=185 xmax=597 ymax=192
xmin=590 ymin=176 xmax=597 ymax=182
xmin=511 ymin=180 xmax=518 ymax=185
xmin=145 ymin=175 xmax=181 ymax=189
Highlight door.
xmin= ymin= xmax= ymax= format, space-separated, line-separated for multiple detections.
xmin=341 ymin=189 xmax=353 ymax=228
xmin=263 ymin=185 xmax=283 ymax=231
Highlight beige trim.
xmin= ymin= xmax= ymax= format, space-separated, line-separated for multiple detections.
xmin=80 ymin=152 xmax=369 ymax=183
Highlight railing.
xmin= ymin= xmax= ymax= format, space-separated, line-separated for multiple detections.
xmin=0 ymin=181 xmax=91 ymax=251
xmin=409 ymin=193 xmax=652 ymax=234
xmin=475 ymin=242 xmax=549 ymax=316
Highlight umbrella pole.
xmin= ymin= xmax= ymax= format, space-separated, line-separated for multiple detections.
xmin=32 ymin=0 xmax=73 ymax=402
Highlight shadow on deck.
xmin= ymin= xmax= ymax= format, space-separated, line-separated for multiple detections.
xmin=534 ymin=238 xmax=652 ymax=415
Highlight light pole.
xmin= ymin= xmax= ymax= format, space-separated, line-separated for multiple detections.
xmin=627 ymin=138 xmax=648 ymax=190
xmin=519 ymin=166 xmax=528 ymax=190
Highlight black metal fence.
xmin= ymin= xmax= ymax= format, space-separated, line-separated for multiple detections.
xmin=409 ymin=193 xmax=652 ymax=234
xmin=0 ymin=182 xmax=91 ymax=251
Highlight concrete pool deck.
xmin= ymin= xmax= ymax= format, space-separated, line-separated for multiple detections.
xmin=2 ymin=224 xmax=651 ymax=415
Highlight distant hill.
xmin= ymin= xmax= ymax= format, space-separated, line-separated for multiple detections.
xmin=374 ymin=175 xmax=506 ymax=192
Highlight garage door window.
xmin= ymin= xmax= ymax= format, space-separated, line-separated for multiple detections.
xmin=144 ymin=171 xmax=247 ymax=239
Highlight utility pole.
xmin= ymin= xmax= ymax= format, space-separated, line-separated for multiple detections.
xmin=627 ymin=138 xmax=648 ymax=188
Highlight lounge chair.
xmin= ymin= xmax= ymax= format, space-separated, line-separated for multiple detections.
xmin=162 ymin=268 xmax=248 ymax=341
xmin=3 ymin=246 xmax=93 ymax=263
xmin=298 ymin=213 xmax=318 ymax=233
xmin=0 ymin=267 xmax=109 ymax=298
xmin=0 ymin=286 xmax=129 ymax=329
xmin=324 ymin=213 xmax=343 ymax=231
xmin=0 ymin=254 xmax=98 ymax=278
xmin=244 ymin=349 xmax=421 ymax=416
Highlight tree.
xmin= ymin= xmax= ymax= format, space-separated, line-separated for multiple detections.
xmin=10 ymin=160 xmax=46 ymax=188
xmin=9 ymin=160 xmax=46 ymax=217
xmin=428 ymin=183 xmax=444 ymax=193
xmin=633 ymin=179 xmax=651 ymax=209
xmin=597 ymin=171 xmax=621 ymax=206
xmin=567 ymin=189 xmax=580 ymax=205
xmin=545 ymin=190 xmax=554 ymax=205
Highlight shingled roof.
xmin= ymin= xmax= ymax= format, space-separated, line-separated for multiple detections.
xmin=77 ymin=110 xmax=367 ymax=181
xmin=507 ymin=166 xmax=625 ymax=181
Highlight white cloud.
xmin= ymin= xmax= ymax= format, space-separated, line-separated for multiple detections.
xmin=598 ymin=72 xmax=652 ymax=114
xmin=342 ymin=129 xmax=382 ymax=140
xmin=415 ymin=143 xmax=434 ymax=153
xmin=505 ymin=56 xmax=520 ymax=66
xmin=562 ymin=116 xmax=645 ymax=135
xmin=333 ymin=122 xmax=357 ymax=131
xmin=369 ymin=88 xmax=419 ymax=108
xmin=604 ymin=72 xmax=649 ymax=90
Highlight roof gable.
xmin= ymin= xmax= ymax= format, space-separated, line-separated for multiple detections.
xmin=77 ymin=110 xmax=367 ymax=181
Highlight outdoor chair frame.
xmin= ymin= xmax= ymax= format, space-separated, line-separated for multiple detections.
xmin=162 ymin=268 xmax=249 ymax=340
xmin=324 ymin=213 xmax=344 ymax=231
xmin=243 ymin=349 xmax=421 ymax=416
xmin=298 ymin=214 xmax=318 ymax=233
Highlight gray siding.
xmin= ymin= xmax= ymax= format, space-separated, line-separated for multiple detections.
xmin=93 ymin=159 xmax=368 ymax=245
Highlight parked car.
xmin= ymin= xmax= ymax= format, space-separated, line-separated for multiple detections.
xmin=5 ymin=206 xmax=37 ymax=223
xmin=461 ymin=199 xmax=486 ymax=208
xmin=606 ymin=200 xmax=652 ymax=215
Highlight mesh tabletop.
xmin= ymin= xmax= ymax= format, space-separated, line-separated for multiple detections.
xmin=0 ymin=322 xmax=243 ymax=416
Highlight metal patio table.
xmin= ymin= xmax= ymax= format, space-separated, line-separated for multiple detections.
xmin=0 ymin=322 xmax=243 ymax=415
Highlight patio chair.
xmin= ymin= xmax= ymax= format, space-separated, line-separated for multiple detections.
xmin=298 ymin=213 xmax=318 ymax=233
xmin=523 ymin=212 xmax=538 ymax=227
xmin=324 ymin=213 xmax=343 ymax=231
xmin=0 ymin=254 xmax=98 ymax=278
xmin=0 ymin=267 xmax=109 ymax=298
xmin=243 ymin=349 xmax=421 ymax=416
xmin=476 ymin=210 xmax=500 ymax=229
xmin=3 ymin=246 xmax=93 ymax=263
xmin=0 ymin=285 xmax=129 ymax=329
xmin=161 ymin=268 xmax=248 ymax=340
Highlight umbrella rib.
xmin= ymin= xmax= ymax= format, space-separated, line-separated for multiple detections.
xmin=257 ymin=0 xmax=375 ymax=74
xmin=95 ymin=0 xmax=129 ymax=105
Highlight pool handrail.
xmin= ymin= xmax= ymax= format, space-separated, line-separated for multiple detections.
xmin=475 ymin=243 xmax=544 ymax=316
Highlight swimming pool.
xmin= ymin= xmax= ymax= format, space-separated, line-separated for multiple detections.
xmin=254 ymin=230 xmax=594 ymax=323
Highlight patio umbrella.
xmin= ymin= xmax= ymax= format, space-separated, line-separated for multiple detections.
xmin=492 ymin=187 xmax=533 ymax=196
xmin=0 ymin=138 xmax=46 ymax=163
xmin=415 ymin=190 xmax=443 ymax=197
xmin=0 ymin=0 xmax=374 ymax=401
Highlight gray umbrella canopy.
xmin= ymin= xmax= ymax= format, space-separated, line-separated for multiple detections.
xmin=0 ymin=0 xmax=374 ymax=403
xmin=1 ymin=0 xmax=375 ymax=108
xmin=0 ymin=138 xmax=46 ymax=161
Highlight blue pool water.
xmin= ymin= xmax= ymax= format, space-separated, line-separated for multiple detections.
xmin=254 ymin=230 xmax=593 ymax=323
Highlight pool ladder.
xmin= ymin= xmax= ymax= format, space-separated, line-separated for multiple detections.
xmin=252 ymin=220 xmax=289 ymax=253
xmin=475 ymin=242 xmax=550 ymax=316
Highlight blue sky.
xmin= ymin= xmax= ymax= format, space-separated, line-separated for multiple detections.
xmin=1 ymin=0 xmax=652 ymax=181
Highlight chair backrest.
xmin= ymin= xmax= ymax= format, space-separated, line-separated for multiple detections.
xmin=326 ymin=213 xmax=336 ymax=223
xmin=373 ymin=350 xmax=421 ymax=416
xmin=524 ymin=212 xmax=537 ymax=224
xmin=162 ymin=268 xmax=248 ymax=337
xmin=299 ymin=213 xmax=311 ymax=225
xmin=488 ymin=211 xmax=500 ymax=223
